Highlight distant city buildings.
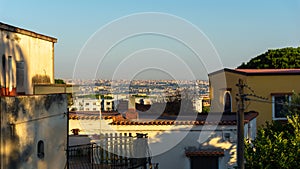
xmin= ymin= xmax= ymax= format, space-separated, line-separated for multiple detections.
xmin=66 ymin=79 xmax=210 ymax=113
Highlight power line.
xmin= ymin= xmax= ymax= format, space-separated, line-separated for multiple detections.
xmin=11 ymin=112 xmax=67 ymax=125
xmin=246 ymin=97 xmax=300 ymax=107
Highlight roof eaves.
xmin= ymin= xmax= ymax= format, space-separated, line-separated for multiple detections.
xmin=0 ymin=22 xmax=57 ymax=43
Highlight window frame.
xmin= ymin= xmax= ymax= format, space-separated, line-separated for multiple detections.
xmin=272 ymin=93 xmax=291 ymax=120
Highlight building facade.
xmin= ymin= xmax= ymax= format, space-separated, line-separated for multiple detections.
xmin=0 ymin=22 xmax=57 ymax=95
xmin=69 ymin=111 xmax=258 ymax=169
xmin=0 ymin=94 xmax=67 ymax=169
xmin=209 ymin=68 xmax=300 ymax=127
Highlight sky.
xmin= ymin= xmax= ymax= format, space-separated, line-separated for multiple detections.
xmin=1 ymin=1 xmax=300 ymax=80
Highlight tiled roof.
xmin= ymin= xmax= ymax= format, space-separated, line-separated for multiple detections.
xmin=185 ymin=150 xmax=224 ymax=157
xmin=109 ymin=111 xmax=258 ymax=126
xmin=69 ymin=111 xmax=119 ymax=120
xmin=68 ymin=111 xmax=259 ymax=126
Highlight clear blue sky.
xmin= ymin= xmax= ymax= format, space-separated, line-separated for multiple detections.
xmin=1 ymin=0 xmax=300 ymax=80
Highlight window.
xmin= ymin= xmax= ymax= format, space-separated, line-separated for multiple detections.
xmin=93 ymin=102 xmax=97 ymax=105
xmin=16 ymin=61 xmax=25 ymax=94
xmin=85 ymin=108 xmax=89 ymax=111
xmin=272 ymin=94 xmax=291 ymax=120
xmin=93 ymin=108 xmax=96 ymax=111
xmin=85 ymin=103 xmax=89 ymax=106
xmin=37 ymin=140 xmax=44 ymax=159
xmin=190 ymin=156 xmax=219 ymax=169
xmin=224 ymin=92 xmax=232 ymax=113
xmin=106 ymin=102 xmax=111 ymax=105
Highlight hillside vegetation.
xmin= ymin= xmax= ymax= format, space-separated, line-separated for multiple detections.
xmin=238 ymin=47 xmax=300 ymax=69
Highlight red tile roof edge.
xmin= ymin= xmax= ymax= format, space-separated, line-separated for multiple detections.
xmin=68 ymin=111 xmax=259 ymax=126
xmin=185 ymin=150 xmax=224 ymax=157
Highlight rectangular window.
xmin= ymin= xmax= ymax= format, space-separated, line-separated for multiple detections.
xmin=16 ymin=61 xmax=25 ymax=94
xmin=85 ymin=103 xmax=89 ymax=106
xmin=190 ymin=156 xmax=219 ymax=169
xmin=272 ymin=94 xmax=291 ymax=120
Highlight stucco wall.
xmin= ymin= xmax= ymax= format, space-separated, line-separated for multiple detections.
xmin=211 ymin=70 xmax=300 ymax=127
xmin=0 ymin=29 xmax=55 ymax=94
xmin=0 ymin=94 xmax=67 ymax=169
xmin=247 ymin=75 xmax=300 ymax=126
xmin=69 ymin=118 xmax=257 ymax=169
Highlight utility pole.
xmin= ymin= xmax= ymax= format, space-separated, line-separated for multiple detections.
xmin=236 ymin=79 xmax=245 ymax=169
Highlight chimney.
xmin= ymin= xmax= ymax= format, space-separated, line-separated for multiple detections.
xmin=126 ymin=95 xmax=138 ymax=120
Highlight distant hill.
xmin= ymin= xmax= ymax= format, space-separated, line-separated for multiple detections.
xmin=238 ymin=47 xmax=300 ymax=69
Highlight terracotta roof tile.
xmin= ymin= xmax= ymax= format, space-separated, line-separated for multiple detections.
xmin=185 ymin=150 xmax=224 ymax=157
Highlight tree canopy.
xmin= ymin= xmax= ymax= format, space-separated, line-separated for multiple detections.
xmin=244 ymin=93 xmax=300 ymax=168
xmin=238 ymin=47 xmax=300 ymax=69
xmin=55 ymin=79 xmax=66 ymax=84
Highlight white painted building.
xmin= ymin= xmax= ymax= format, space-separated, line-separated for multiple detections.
xmin=69 ymin=112 xmax=258 ymax=169
xmin=70 ymin=98 xmax=115 ymax=111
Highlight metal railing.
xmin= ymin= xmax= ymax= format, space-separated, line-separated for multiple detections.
xmin=67 ymin=133 xmax=156 ymax=169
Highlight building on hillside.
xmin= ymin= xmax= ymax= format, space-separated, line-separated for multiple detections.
xmin=68 ymin=111 xmax=258 ymax=169
xmin=0 ymin=22 xmax=57 ymax=95
xmin=209 ymin=68 xmax=300 ymax=127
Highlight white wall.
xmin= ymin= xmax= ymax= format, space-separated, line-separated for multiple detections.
xmin=69 ymin=118 xmax=257 ymax=169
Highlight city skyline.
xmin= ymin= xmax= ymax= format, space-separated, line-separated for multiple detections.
xmin=1 ymin=1 xmax=300 ymax=80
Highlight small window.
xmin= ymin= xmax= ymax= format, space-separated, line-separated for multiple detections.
xmin=93 ymin=108 xmax=96 ymax=111
xmin=106 ymin=102 xmax=111 ymax=105
xmin=93 ymin=102 xmax=97 ymax=105
xmin=37 ymin=140 xmax=45 ymax=159
xmin=85 ymin=103 xmax=90 ymax=106
xmin=224 ymin=92 xmax=232 ymax=113
xmin=85 ymin=108 xmax=89 ymax=111
xmin=272 ymin=94 xmax=291 ymax=120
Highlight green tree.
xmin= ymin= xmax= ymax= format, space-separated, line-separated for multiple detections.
xmin=238 ymin=47 xmax=300 ymax=69
xmin=244 ymin=93 xmax=300 ymax=168
xmin=55 ymin=79 xmax=65 ymax=84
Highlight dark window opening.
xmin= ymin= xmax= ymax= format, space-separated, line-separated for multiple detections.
xmin=224 ymin=92 xmax=232 ymax=113
xmin=37 ymin=140 xmax=45 ymax=159
xmin=190 ymin=156 xmax=219 ymax=169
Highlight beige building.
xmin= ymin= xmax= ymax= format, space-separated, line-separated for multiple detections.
xmin=0 ymin=22 xmax=57 ymax=95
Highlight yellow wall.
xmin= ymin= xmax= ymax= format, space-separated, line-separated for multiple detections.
xmin=210 ymin=70 xmax=300 ymax=127
xmin=0 ymin=29 xmax=55 ymax=94
xmin=246 ymin=75 xmax=300 ymax=127
xmin=209 ymin=71 xmax=246 ymax=112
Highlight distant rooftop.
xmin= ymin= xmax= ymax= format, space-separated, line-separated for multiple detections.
xmin=0 ymin=22 xmax=57 ymax=43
